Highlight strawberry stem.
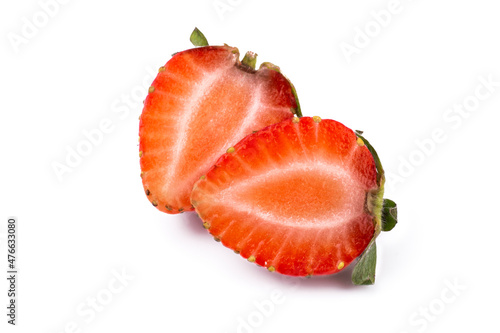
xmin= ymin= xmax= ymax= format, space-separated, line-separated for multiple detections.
xmin=190 ymin=27 xmax=209 ymax=47
xmin=241 ymin=51 xmax=257 ymax=70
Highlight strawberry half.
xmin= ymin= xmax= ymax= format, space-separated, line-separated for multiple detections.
xmin=139 ymin=29 xmax=300 ymax=214
xmin=191 ymin=116 xmax=397 ymax=284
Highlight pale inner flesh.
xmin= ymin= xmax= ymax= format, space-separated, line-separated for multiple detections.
xmin=218 ymin=162 xmax=367 ymax=228
xmin=160 ymin=66 xmax=290 ymax=201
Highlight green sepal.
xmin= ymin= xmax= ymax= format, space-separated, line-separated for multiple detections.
xmin=352 ymin=240 xmax=377 ymax=285
xmin=381 ymin=199 xmax=398 ymax=231
xmin=190 ymin=27 xmax=209 ymax=47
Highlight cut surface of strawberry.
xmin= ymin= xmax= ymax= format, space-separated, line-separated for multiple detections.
xmin=139 ymin=41 xmax=299 ymax=214
xmin=191 ymin=116 xmax=381 ymax=277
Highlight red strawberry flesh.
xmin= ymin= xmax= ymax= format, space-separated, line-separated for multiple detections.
xmin=139 ymin=45 xmax=298 ymax=213
xmin=191 ymin=117 xmax=378 ymax=276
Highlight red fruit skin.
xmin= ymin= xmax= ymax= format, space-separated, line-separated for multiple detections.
xmin=191 ymin=117 xmax=378 ymax=276
xmin=139 ymin=45 xmax=298 ymax=214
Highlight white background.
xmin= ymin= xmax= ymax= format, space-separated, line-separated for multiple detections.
xmin=1 ymin=0 xmax=499 ymax=332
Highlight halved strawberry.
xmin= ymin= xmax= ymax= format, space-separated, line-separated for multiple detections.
xmin=139 ymin=29 xmax=300 ymax=214
xmin=191 ymin=116 xmax=397 ymax=284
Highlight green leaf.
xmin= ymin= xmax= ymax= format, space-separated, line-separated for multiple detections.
xmin=190 ymin=27 xmax=209 ymax=47
xmin=382 ymin=199 xmax=398 ymax=231
xmin=352 ymin=241 xmax=377 ymax=285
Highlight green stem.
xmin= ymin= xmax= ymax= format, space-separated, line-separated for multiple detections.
xmin=241 ymin=51 xmax=258 ymax=70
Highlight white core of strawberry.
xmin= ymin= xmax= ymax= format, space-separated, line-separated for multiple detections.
xmin=161 ymin=69 xmax=228 ymax=193
xmin=158 ymin=65 xmax=291 ymax=205
xmin=210 ymin=161 xmax=367 ymax=229
xmin=222 ymin=82 xmax=263 ymax=146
